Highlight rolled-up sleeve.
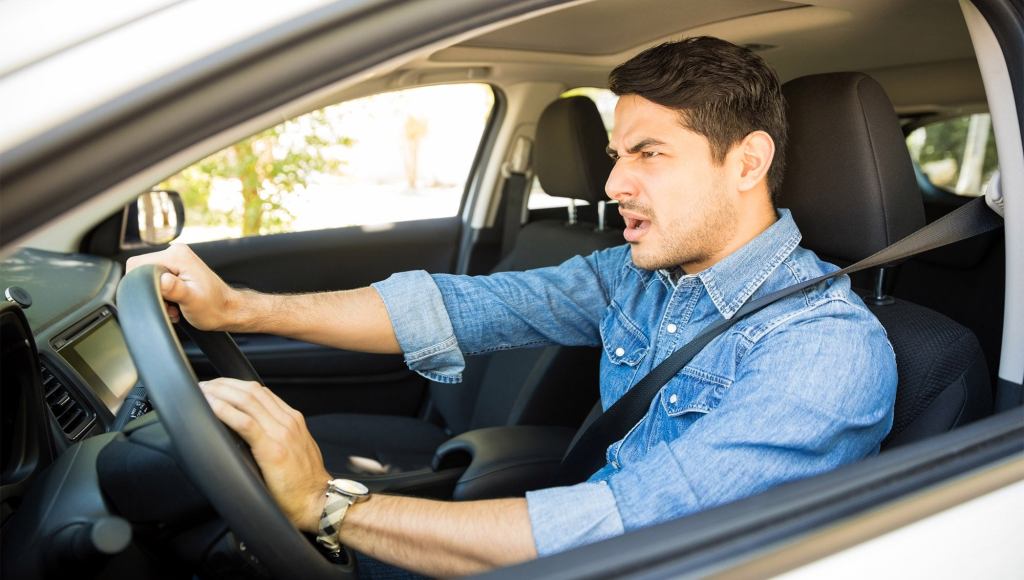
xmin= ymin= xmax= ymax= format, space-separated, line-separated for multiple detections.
xmin=431 ymin=251 xmax=626 ymax=357
xmin=526 ymin=481 xmax=625 ymax=557
xmin=371 ymin=246 xmax=627 ymax=383
xmin=372 ymin=270 xmax=466 ymax=384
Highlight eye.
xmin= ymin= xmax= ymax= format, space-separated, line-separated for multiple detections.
xmin=607 ymin=151 xmax=620 ymax=161
xmin=641 ymin=150 xmax=661 ymax=159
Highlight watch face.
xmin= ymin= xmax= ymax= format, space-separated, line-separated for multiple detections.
xmin=332 ymin=479 xmax=369 ymax=496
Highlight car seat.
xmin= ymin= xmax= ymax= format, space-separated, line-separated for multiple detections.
xmin=778 ymin=73 xmax=993 ymax=449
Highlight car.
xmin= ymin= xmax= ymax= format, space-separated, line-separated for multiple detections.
xmin=0 ymin=0 xmax=1021 ymax=578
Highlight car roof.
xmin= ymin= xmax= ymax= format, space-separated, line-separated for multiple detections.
xmin=0 ymin=0 xmax=983 ymax=156
xmin=402 ymin=0 xmax=981 ymax=113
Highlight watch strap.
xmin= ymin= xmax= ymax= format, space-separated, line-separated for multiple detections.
xmin=316 ymin=489 xmax=353 ymax=554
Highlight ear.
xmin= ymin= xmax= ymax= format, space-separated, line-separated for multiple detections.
xmin=734 ymin=130 xmax=775 ymax=193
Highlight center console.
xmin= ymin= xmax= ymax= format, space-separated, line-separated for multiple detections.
xmin=43 ymin=307 xmax=152 ymax=438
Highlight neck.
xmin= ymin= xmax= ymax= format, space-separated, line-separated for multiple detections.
xmin=681 ymin=195 xmax=777 ymax=274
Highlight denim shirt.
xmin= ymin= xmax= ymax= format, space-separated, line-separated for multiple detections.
xmin=371 ymin=209 xmax=897 ymax=557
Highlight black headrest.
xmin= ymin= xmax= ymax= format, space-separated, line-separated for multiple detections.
xmin=534 ymin=96 xmax=613 ymax=204
xmin=778 ymin=73 xmax=925 ymax=263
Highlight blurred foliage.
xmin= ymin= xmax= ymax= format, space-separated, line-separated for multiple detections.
xmin=910 ymin=115 xmax=998 ymax=192
xmin=158 ymin=109 xmax=351 ymax=236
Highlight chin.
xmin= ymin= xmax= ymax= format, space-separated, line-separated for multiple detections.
xmin=628 ymin=247 xmax=665 ymax=271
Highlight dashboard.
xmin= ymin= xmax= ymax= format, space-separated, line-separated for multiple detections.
xmin=0 ymin=248 xmax=152 ymax=452
xmin=0 ymin=248 xmax=255 ymax=578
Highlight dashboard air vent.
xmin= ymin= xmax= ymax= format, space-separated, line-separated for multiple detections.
xmin=39 ymin=364 xmax=95 ymax=440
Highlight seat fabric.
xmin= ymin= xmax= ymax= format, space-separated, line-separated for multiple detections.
xmin=868 ymin=298 xmax=992 ymax=449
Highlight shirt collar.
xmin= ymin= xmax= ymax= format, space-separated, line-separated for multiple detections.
xmin=653 ymin=209 xmax=802 ymax=319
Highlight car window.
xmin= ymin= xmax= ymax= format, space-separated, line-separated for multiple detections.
xmin=905 ymin=113 xmax=998 ymax=197
xmin=160 ymin=84 xmax=495 ymax=244
xmin=528 ymin=87 xmax=618 ymax=209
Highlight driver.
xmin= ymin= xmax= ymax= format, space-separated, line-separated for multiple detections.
xmin=127 ymin=37 xmax=896 ymax=578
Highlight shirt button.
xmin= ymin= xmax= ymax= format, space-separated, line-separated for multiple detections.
xmin=614 ymin=347 xmax=625 ymax=357
xmin=666 ymin=323 xmax=678 ymax=334
xmin=669 ymin=394 xmax=679 ymax=404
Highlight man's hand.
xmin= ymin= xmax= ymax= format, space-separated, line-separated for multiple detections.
xmin=199 ymin=377 xmax=330 ymax=533
xmin=125 ymin=244 xmax=240 ymax=331
xmin=199 ymin=377 xmax=538 ymax=576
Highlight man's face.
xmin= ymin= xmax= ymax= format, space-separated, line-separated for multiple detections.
xmin=606 ymin=94 xmax=738 ymax=272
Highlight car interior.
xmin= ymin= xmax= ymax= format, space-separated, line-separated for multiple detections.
xmin=0 ymin=0 xmax=1019 ymax=578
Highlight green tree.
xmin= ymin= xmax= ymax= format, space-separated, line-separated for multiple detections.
xmin=912 ymin=115 xmax=998 ymax=193
xmin=159 ymin=109 xmax=351 ymax=237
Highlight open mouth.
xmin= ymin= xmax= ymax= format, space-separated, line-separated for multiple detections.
xmin=624 ymin=217 xmax=648 ymax=230
xmin=622 ymin=216 xmax=651 ymax=242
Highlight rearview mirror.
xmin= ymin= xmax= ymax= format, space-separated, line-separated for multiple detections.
xmin=122 ymin=190 xmax=185 ymax=248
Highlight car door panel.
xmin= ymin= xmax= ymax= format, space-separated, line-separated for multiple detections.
xmin=191 ymin=216 xmax=460 ymax=292
xmin=173 ymin=216 xmax=462 ymax=417
xmin=184 ymin=335 xmax=424 ymax=416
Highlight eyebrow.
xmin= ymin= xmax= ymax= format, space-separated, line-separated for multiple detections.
xmin=606 ymin=137 xmax=666 ymax=157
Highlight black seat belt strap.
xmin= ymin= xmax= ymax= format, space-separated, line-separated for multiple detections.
xmin=558 ymin=197 xmax=1003 ymax=484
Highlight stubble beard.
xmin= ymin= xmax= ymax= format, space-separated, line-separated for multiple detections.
xmin=629 ymin=183 xmax=738 ymax=272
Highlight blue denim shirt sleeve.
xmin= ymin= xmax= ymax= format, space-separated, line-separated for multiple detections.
xmin=371 ymin=271 xmax=467 ymax=384
xmin=432 ymin=250 xmax=631 ymax=356
xmin=526 ymin=298 xmax=896 ymax=556
xmin=373 ymin=247 xmax=631 ymax=382
xmin=525 ymin=481 xmax=624 ymax=556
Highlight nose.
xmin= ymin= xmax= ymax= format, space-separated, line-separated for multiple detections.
xmin=604 ymin=159 xmax=635 ymax=202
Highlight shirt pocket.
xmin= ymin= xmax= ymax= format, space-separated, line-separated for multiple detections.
xmin=610 ymin=372 xmax=728 ymax=469
xmin=636 ymin=370 xmax=730 ymax=453
xmin=660 ymin=369 xmax=730 ymax=417
xmin=600 ymin=304 xmax=650 ymax=367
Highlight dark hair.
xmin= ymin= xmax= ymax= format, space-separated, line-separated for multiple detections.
xmin=609 ymin=36 xmax=787 ymax=197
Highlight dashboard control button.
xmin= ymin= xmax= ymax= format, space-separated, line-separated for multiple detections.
xmin=4 ymin=286 xmax=32 ymax=309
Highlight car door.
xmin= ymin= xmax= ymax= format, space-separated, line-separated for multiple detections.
xmin=97 ymin=83 xmax=500 ymax=418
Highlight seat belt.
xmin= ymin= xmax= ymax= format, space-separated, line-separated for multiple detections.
xmin=500 ymin=136 xmax=533 ymax=258
xmin=557 ymin=197 xmax=1004 ymax=485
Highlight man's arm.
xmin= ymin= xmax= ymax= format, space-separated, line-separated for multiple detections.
xmin=125 ymin=244 xmax=401 ymax=353
xmin=341 ymin=495 xmax=535 ymax=576
xmin=199 ymin=377 xmax=537 ymax=577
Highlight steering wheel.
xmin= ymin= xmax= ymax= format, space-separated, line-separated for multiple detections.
xmin=117 ymin=265 xmax=353 ymax=579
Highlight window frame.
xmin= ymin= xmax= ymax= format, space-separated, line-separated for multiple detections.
xmin=159 ymin=81 xmax=502 ymax=245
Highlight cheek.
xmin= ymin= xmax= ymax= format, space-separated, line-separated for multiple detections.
xmin=648 ymin=168 xmax=708 ymax=222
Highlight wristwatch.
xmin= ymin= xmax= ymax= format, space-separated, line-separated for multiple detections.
xmin=316 ymin=478 xmax=370 ymax=554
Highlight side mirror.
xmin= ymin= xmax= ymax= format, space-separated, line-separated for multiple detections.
xmin=122 ymin=190 xmax=185 ymax=248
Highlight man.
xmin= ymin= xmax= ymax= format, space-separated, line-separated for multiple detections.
xmin=128 ymin=37 xmax=897 ymax=577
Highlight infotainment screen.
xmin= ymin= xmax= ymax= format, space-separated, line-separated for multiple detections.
xmin=58 ymin=314 xmax=138 ymax=414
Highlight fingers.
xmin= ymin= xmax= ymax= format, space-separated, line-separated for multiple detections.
xmin=199 ymin=377 xmax=330 ymax=533
xmin=125 ymin=243 xmax=193 ymax=274
xmin=159 ymin=271 xmax=190 ymax=303
xmin=206 ymin=394 xmax=262 ymax=442
xmin=124 ymin=245 xmax=232 ymax=330
xmin=126 ymin=244 xmax=196 ymax=308
xmin=165 ymin=302 xmax=181 ymax=323
xmin=200 ymin=378 xmax=282 ymax=434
